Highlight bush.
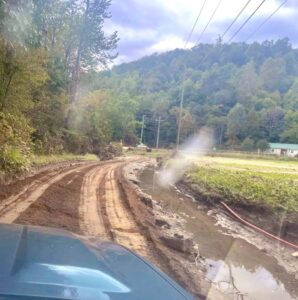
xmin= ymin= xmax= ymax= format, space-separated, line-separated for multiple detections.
xmin=63 ymin=129 xmax=91 ymax=154
xmin=256 ymin=139 xmax=269 ymax=151
xmin=0 ymin=112 xmax=32 ymax=174
xmin=0 ymin=146 xmax=29 ymax=174
xmin=95 ymin=142 xmax=123 ymax=160
xmin=241 ymin=137 xmax=255 ymax=151
xmin=33 ymin=132 xmax=64 ymax=155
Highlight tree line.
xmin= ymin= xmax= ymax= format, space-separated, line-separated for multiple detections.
xmin=0 ymin=0 xmax=130 ymax=174
xmin=96 ymin=38 xmax=298 ymax=151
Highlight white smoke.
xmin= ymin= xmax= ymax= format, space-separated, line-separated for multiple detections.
xmin=158 ymin=127 xmax=214 ymax=187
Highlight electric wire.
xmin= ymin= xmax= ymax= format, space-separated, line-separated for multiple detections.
xmin=221 ymin=0 xmax=253 ymax=39
xmin=228 ymin=0 xmax=267 ymax=43
xmin=184 ymin=0 xmax=208 ymax=48
xmin=198 ymin=0 xmax=224 ymax=43
xmin=246 ymin=0 xmax=289 ymax=41
xmin=140 ymin=0 xmax=207 ymax=144
xmin=176 ymin=0 xmax=208 ymax=148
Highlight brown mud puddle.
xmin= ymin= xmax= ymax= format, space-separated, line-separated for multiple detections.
xmin=140 ymin=168 xmax=298 ymax=300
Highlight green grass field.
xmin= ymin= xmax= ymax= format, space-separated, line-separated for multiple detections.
xmin=124 ymin=148 xmax=171 ymax=159
xmin=124 ymin=148 xmax=298 ymax=212
xmin=188 ymin=155 xmax=298 ymax=212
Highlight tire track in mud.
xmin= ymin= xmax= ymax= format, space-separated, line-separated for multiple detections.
xmin=79 ymin=165 xmax=110 ymax=238
xmin=78 ymin=160 xmax=162 ymax=267
xmin=104 ymin=167 xmax=151 ymax=258
xmin=0 ymin=163 xmax=96 ymax=224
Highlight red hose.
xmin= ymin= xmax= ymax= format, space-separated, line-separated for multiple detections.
xmin=221 ymin=201 xmax=298 ymax=251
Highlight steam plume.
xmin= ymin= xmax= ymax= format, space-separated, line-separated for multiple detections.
xmin=158 ymin=127 xmax=214 ymax=187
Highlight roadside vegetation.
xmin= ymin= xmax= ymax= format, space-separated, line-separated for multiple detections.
xmin=124 ymin=148 xmax=171 ymax=159
xmin=188 ymin=156 xmax=298 ymax=212
xmin=207 ymin=150 xmax=298 ymax=161
xmin=0 ymin=153 xmax=98 ymax=182
xmin=0 ymin=1 xmax=135 ymax=176
xmin=31 ymin=153 xmax=98 ymax=166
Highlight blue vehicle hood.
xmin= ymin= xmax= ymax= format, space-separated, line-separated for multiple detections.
xmin=0 ymin=224 xmax=193 ymax=300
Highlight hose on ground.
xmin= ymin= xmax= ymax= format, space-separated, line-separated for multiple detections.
xmin=221 ymin=201 xmax=298 ymax=251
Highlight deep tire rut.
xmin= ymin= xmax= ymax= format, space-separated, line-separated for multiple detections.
xmin=0 ymin=163 xmax=95 ymax=223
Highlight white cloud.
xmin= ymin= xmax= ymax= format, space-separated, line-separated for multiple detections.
xmin=148 ymin=34 xmax=194 ymax=53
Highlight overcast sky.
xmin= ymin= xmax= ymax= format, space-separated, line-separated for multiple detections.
xmin=106 ymin=0 xmax=297 ymax=64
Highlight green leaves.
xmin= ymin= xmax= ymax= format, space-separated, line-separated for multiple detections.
xmin=0 ymin=112 xmax=32 ymax=173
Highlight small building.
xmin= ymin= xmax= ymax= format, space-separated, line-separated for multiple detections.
xmin=268 ymin=143 xmax=298 ymax=157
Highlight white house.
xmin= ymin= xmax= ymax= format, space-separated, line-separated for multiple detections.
xmin=268 ymin=143 xmax=298 ymax=157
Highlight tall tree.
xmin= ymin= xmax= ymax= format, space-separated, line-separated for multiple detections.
xmin=233 ymin=61 xmax=260 ymax=105
xmin=227 ymin=104 xmax=247 ymax=145
xmin=261 ymin=107 xmax=284 ymax=142
xmin=260 ymin=58 xmax=291 ymax=93
xmin=67 ymin=0 xmax=118 ymax=127
xmin=280 ymin=111 xmax=298 ymax=143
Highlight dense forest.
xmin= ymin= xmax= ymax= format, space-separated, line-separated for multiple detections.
xmin=96 ymin=38 xmax=298 ymax=150
xmin=0 ymin=0 xmax=125 ymax=174
xmin=1 ymin=0 xmax=298 ymax=176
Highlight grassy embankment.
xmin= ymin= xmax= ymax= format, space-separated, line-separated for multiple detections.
xmin=0 ymin=153 xmax=98 ymax=183
xmin=31 ymin=153 xmax=98 ymax=166
xmin=124 ymin=148 xmax=171 ymax=159
xmin=127 ymin=148 xmax=298 ymax=212
xmin=188 ymin=155 xmax=298 ymax=212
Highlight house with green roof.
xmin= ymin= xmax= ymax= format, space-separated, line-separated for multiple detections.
xmin=268 ymin=143 xmax=298 ymax=157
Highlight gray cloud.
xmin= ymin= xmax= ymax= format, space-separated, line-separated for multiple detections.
xmin=107 ymin=0 xmax=298 ymax=64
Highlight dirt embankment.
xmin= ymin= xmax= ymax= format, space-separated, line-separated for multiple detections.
xmin=180 ymin=176 xmax=298 ymax=245
xmin=120 ymin=160 xmax=232 ymax=300
xmin=178 ymin=176 xmax=298 ymax=277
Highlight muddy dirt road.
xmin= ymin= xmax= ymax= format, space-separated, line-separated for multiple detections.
xmin=0 ymin=159 xmax=149 ymax=257
xmin=0 ymin=158 xmax=209 ymax=299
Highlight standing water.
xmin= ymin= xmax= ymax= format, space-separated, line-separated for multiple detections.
xmin=140 ymin=168 xmax=298 ymax=300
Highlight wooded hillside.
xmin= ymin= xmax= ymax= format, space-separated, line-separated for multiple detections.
xmin=96 ymin=38 xmax=298 ymax=150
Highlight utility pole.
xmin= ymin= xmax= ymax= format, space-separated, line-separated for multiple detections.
xmin=176 ymin=82 xmax=185 ymax=150
xmin=140 ymin=115 xmax=145 ymax=144
xmin=156 ymin=116 xmax=161 ymax=149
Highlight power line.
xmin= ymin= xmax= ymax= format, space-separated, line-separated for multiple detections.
xmin=246 ymin=0 xmax=289 ymax=42
xmin=197 ymin=0 xmax=224 ymax=43
xmin=228 ymin=0 xmax=267 ymax=43
xmin=176 ymin=0 xmax=208 ymax=148
xmin=221 ymin=0 xmax=253 ymax=40
xmin=184 ymin=0 xmax=208 ymax=48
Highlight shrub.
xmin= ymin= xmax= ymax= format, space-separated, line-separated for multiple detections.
xmin=63 ymin=129 xmax=91 ymax=154
xmin=256 ymin=139 xmax=269 ymax=151
xmin=241 ymin=137 xmax=255 ymax=151
xmin=0 ymin=112 xmax=32 ymax=174
xmin=0 ymin=146 xmax=29 ymax=174
xmin=33 ymin=132 xmax=64 ymax=155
